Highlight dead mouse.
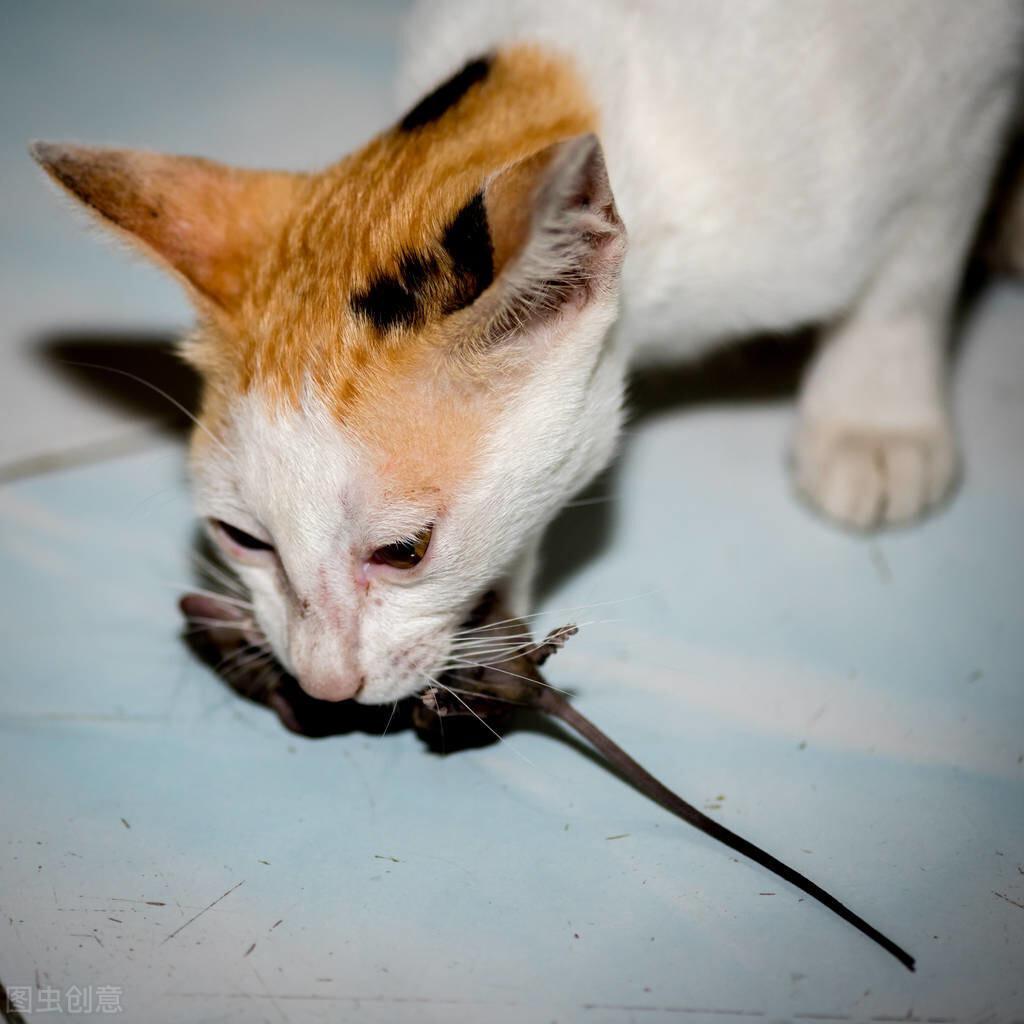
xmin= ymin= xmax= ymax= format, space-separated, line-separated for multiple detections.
xmin=181 ymin=589 xmax=915 ymax=971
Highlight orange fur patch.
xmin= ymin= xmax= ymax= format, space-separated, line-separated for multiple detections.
xmin=192 ymin=44 xmax=597 ymax=494
xmin=218 ymin=45 xmax=594 ymax=398
xmin=39 ymin=46 xmax=598 ymax=497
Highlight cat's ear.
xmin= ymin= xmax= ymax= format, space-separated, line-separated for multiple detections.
xmin=478 ymin=133 xmax=625 ymax=342
xmin=30 ymin=142 xmax=302 ymax=310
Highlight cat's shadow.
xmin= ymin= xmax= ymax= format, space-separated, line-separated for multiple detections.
xmin=35 ymin=326 xmax=814 ymax=601
xmin=535 ymin=332 xmax=814 ymax=600
xmin=36 ymin=329 xmax=201 ymax=434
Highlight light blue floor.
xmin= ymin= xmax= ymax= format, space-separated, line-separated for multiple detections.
xmin=2 ymin=4 xmax=1023 ymax=1022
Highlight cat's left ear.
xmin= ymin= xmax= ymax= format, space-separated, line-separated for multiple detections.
xmin=30 ymin=142 xmax=302 ymax=310
xmin=475 ymin=133 xmax=626 ymax=344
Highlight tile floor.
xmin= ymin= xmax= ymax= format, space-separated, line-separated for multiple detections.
xmin=2 ymin=4 xmax=1023 ymax=1022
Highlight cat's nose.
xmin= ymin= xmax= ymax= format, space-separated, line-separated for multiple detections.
xmin=297 ymin=670 xmax=365 ymax=702
xmin=289 ymin=629 xmax=364 ymax=702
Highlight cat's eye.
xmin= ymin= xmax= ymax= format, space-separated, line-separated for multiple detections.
xmin=371 ymin=525 xmax=433 ymax=570
xmin=213 ymin=519 xmax=274 ymax=552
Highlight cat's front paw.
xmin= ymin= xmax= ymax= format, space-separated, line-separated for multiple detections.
xmin=792 ymin=417 xmax=958 ymax=530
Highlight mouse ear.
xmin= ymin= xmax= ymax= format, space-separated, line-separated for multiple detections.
xmin=475 ymin=133 xmax=626 ymax=344
xmin=30 ymin=142 xmax=303 ymax=311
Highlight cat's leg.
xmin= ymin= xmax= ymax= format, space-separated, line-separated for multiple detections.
xmin=792 ymin=198 xmax=984 ymax=530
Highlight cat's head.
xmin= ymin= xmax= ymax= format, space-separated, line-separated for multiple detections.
xmin=32 ymin=63 xmax=626 ymax=704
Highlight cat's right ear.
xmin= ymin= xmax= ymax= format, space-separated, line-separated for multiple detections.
xmin=29 ymin=142 xmax=302 ymax=311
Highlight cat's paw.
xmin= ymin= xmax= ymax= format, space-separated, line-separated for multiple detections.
xmin=792 ymin=417 xmax=958 ymax=530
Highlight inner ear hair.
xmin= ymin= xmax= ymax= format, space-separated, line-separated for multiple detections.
xmin=479 ymin=134 xmax=626 ymax=345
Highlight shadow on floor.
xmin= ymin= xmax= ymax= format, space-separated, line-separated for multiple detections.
xmin=535 ymin=331 xmax=815 ymax=601
xmin=34 ymin=322 xmax=819 ymax=599
xmin=34 ymin=328 xmax=200 ymax=434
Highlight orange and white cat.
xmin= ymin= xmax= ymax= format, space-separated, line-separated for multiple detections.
xmin=33 ymin=0 xmax=1023 ymax=703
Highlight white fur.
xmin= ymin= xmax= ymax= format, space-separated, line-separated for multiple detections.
xmin=192 ymin=289 xmax=626 ymax=704
xmin=195 ymin=1 xmax=1023 ymax=703
xmin=399 ymin=0 xmax=1023 ymax=527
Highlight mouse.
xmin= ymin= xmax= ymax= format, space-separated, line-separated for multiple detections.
xmin=182 ymin=588 xmax=915 ymax=972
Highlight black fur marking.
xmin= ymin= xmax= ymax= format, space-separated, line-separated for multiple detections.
xmin=351 ymin=195 xmax=493 ymax=332
xmin=351 ymin=250 xmax=438 ymax=332
xmin=441 ymin=191 xmax=494 ymax=312
xmin=400 ymin=56 xmax=493 ymax=131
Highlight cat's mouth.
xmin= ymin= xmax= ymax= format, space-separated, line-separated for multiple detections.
xmin=178 ymin=589 xmax=511 ymax=739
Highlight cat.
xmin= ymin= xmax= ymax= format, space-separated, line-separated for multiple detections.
xmin=32 ymin=0 xmax=1023 ymax=705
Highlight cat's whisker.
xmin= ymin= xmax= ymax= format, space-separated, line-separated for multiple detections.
xmin=436 ymin=683 xmax=514 ymax=703
xmin=441 ymin=657 xmax=574 ymax=697
xmin=217 ymin=639 xmax=272 ymax=667
xmin=445 ymin=647 xmax=552 ymax=666
xmin=446 ymin=639 xmax=545 ymax=661
xmin=60 ymin=360 xmax=232 ymax=458
xmin=446 ymin=636 xmax=537 ymax=655
xmin=563 ymin=494 xmax=615 ymax=509
xmin=183 ymin=615 xmax=256 ymax=630
xmin=182 ymin=620 xmax=257 ymax=639
xmin=190 ymin=549 xmax=248 ymax=598
xmin=380 ymin=700 xmax=400 ymax=739
xmin=168 ymin=583 xmax=254 ymax=611
xmin=221 ymin=648 xmax=277 ymax=683
xmin=448 ymin=626 xmax=537 ymax=642
xmin=421 ymin=673 xmax=534 ymax=767
xmin=448 ymin=619 xmax=609 ymax=662
xmin=453 ymin=593 xmax=653 ymax=636
xmin=242 ymin=659 xmax=279 ymax=699
xmin=214 ymin=637 xmax=272 ymax=674
xmin=449 ymin=627 xmax=535 ymax=643
xmin=422 ymin=682 xmax=447 ymax=748
xmin=451 ymin=620 xmax=588 ymax=647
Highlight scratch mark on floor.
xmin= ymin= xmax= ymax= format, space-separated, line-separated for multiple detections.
xmin=251 ymin=966 xmax=289 ymax=1024
xmin=993 ymin=890 xmax=1024 ymax=911
xmin=582 ymin=1005 xmax=764 ymax=1017
xmin=161 ymin=880 xmax=245 ymax=945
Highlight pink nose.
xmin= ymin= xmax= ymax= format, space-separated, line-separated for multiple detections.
xmin=296 ymin=672 xmax=365 ymax=702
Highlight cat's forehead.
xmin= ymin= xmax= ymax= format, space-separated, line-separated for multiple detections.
xmin=225 ymin=75 xmax=477 ymax=386
xmin=249 ymin=156 xmax=490 ymax=345
xmin=193 ymin=344 xmax=492 ymax=517
xmin=202 ymin=44 xmax=593 ymax=416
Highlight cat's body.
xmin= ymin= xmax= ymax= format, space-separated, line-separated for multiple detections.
xmin=34 ymin=1 xmax=1023 ymax=705
xmin=402 ymin=0 xmax=1024 ymax=527
xmin=403 ymin=0 xmax=1020 ymax=359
